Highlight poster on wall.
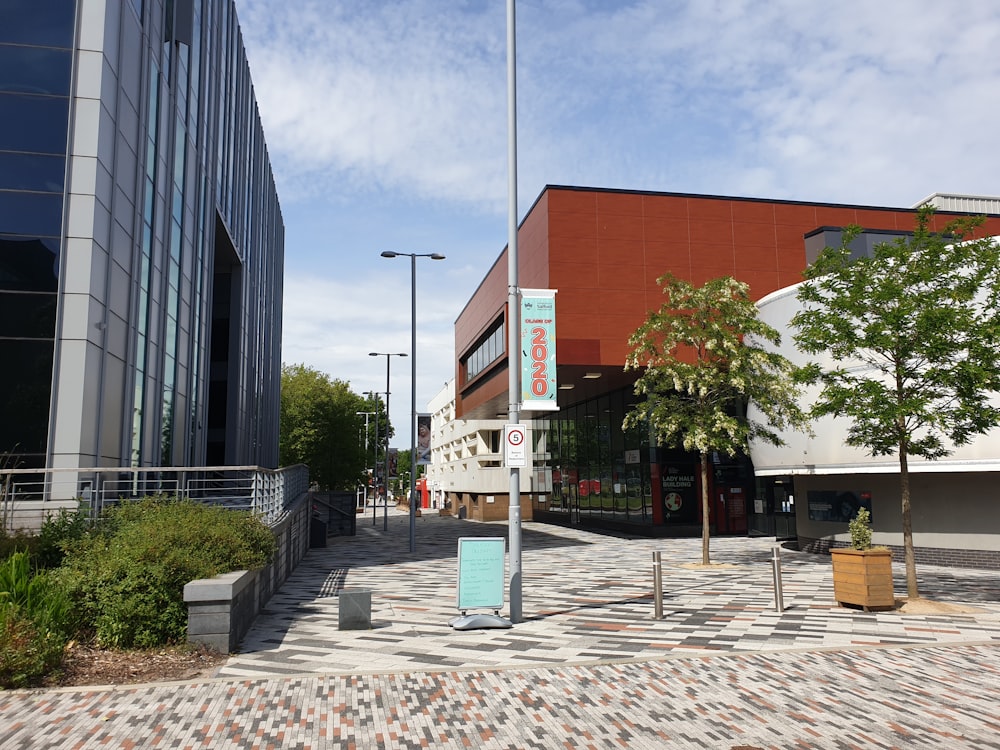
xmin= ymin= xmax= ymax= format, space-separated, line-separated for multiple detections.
xmin=661 ymin=465 xmax=697 ymax=522
xmin=807 ymin=490 xmax=872 ymax=523
xmin=520 ymin=288 xmax=559 ymax=411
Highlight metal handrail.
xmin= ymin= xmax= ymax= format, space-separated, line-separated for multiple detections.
xmin=0 ymin=464 xmax=309 ymax=528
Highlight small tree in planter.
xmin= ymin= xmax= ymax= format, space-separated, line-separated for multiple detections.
xmin=848 ymin=507 xmax=873 ymax=550
xmin=830 ymin=507 xmax=894 ymax=611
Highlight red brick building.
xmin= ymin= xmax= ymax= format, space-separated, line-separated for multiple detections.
xmin=451 ymin=186 xmax=1000 ymax=535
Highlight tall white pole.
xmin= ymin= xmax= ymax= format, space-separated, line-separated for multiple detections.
xmin=379 ymin=252 xmax=442 ymax=554
xmin=383 ymin=358 xmax=391 ymax=531
xmin=506 ymin=0 xmax=523 ymax=624
xmin=371 ymin=399 xmax=380 ymax=526
xmin=409 ymin=253 xmax=418 ymax=554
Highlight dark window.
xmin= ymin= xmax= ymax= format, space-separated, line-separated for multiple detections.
xmin=0 ymin=235 xmax=60 ymax=291
xmin=0 ymin=94 xmax=70 ymax=154
xmin=0 ymin=0 xmax=77 ymax=47
xmin=0 ymin=191 xmax=64 ymax=237
xmin=464 ymin=318 xmax=505 ymax=381
xmin=0 ymin=151 xmax=65 ymax=192
xmin=0 ymin=45 xmax=72 ymax=95
xmin=0 ymin=338 xmax=53 ymax=456
xmin=0 ymin=291 xmax=56 ymax=337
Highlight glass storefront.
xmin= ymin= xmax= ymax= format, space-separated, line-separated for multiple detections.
xmin=532 ymin=386 xmax=654 ymax=527
xmin=530 ymin=385 xmax=760 ymax=536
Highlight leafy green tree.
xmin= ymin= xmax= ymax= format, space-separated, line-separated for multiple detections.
xmin=625 ymin=274 xmax=808 ymax=564
xmin=792 ymin=207 xmax=1000 ymax=599
xmin=279 ymin=364 xmax=391 ymax=490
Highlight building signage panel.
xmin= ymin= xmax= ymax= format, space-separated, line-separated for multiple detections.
xmin=520 ymin=288 xmax=559 ymax=411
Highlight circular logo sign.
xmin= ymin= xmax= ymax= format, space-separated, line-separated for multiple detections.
xmin=665 ymin=492 xmax=683 ymax=511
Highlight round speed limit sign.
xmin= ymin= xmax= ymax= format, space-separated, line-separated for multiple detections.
xmin=505 ymin=424 xmax=527 ymax=466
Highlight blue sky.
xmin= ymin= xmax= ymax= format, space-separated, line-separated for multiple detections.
xmin=233 ymin=0 xmax=1000 ymax=446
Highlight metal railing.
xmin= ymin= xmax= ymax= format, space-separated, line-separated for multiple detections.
xmin=311 ymin=492 xmax=358 ymax=538
xmin=0 ymin=464 xmax=309 ymax=530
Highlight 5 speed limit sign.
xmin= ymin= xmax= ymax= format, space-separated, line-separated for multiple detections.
xmin=505 ymin=424 xmax=527 ymax=467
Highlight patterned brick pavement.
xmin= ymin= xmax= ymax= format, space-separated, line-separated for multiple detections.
xmin=3 ymin=511 xmax=1000 ymax=748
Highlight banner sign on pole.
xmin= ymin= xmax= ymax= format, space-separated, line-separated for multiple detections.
xmin=417 ymin=413 xmax=431 ymax=465
xmin=520 ymin=288 xmax=558 ymax=411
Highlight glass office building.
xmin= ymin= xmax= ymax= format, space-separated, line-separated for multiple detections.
xmin=0 ymin=0 xmax=283 ymax=475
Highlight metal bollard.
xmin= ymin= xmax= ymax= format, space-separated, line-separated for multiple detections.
xmin=653 ymin=550 xmax=664 ymax=620
xmin=771 ymin=545 xmax=784 ymax=612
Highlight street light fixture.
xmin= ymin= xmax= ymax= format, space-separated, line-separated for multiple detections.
xmin=369 ymin=352 xmax=406 ymax=531
xmin=380 ymin=251 xmax=446 ymax=553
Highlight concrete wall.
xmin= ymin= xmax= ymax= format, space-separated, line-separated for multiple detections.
xmin=794 ymin=473 xmax=1000 ymax=569
xmin=184 ymin=491 xmax=312 ymax=652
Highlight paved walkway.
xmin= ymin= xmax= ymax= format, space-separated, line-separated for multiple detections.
xmin=3 ymin=509 xmax=1000 ymax=748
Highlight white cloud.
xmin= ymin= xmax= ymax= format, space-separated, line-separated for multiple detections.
xmin=238 ymin=0 xmax=509 ymax=209
xmin=237 ymin=0 xmax=1000 ymax=445
xmin=280 ymin=271 xmax=459 ymax=441
xmin=239 ymin=0 xmax=1000 ymax=212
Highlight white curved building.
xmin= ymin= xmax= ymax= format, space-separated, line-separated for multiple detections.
xmin=750 ymin=262 xmax=1000 ymax=569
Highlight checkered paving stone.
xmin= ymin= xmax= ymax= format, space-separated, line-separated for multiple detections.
xmin=212 ymin=513 xmax=1000 ymax=678
xmin=3 ymin=643 xmax=1000 ymax=748
xmin=5 ymin=512 xmax=1000 ymax=748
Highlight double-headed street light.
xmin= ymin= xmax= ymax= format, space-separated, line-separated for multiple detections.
xmin=380 ymin=251 xmax=445 ymax=553
xmin=369 ymin=352 xmax=406 ymax=531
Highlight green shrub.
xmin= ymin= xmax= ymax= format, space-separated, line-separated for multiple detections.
xmin=0 ymin=604 xmax=66 ymax=689
xmin=0 ymin=552 xmax=73 ymax=688
xmin=848 ymin=507 xmax=873 ymax=550
xmin=0 ymin=552 xmax=73 ymax=638
xmin=36 ymin=507 xmax=91 ymax=568
xmin=60 ymin=498 xmax=275 ymax=648
xmin=0 ymin=528 xmax=39 ymax=560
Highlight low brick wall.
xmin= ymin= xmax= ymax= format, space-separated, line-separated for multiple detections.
xmin=184 ymin=491 xmax=312 ymax=652
xmin=798 ymin=535 xmax=1000 ymax=571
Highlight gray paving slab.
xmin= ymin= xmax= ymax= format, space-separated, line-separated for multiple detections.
xmin=3 ymin=509 xmax=1000 ymax=749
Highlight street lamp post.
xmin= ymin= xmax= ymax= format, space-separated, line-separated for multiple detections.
xmin=380 ymin=251 xmax=445 ymax=553
xmin=363 ymin=391 xmax=382 ymax=527
xmin=356 ymin=410 xmax=375 ymax=508
xmin=369 ymin=352 xmax=406 ymax=531
xmin=505 ymin=0 xmax=524 ymax=623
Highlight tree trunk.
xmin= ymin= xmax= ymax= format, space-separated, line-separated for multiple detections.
xmin=700 ymin=451 xmax=711 ymax=565
xmin=899 ymin=445 xmax=920 ymax=599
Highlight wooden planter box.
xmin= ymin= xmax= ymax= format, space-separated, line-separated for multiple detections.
xmin=830 ymin=547 xmax=895 ymax=611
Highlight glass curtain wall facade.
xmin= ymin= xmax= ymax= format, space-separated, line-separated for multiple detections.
xmin=0 ymin=0 xmax=283 ymax=478
xmin=0 ymin=0 xmax=75 ymax=468
xmin=532 ymin=386 xmax=654 ymax=526
xmin=531 ymin=385 xmax=755 ymax=534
